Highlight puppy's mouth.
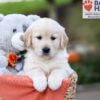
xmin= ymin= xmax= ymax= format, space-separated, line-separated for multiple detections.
xmin=42 ymin=53 xmax=53 ymax=60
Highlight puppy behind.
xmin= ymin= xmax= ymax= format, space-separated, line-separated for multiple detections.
xmin=23 ymin=18 xmax=74 ymax=92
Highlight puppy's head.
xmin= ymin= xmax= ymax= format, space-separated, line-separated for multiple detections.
xmin=23 ymin=18 xmax=68 ymax=59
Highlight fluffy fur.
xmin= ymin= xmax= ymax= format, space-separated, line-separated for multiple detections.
xmin=23 ymin=18 xmax=74 ymax=92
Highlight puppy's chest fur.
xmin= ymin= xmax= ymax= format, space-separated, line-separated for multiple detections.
xmin=24 ymin=50 xmax=71 ymax=75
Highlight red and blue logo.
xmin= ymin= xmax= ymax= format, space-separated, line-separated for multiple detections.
xmin=83 ymin=0 xmax=100 ymax=12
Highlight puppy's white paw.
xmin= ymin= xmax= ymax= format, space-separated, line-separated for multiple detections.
xmin=48 ymin=76 xmax=63 ymax=91
xmin=33 ymin=76 xmax=47 ymax=92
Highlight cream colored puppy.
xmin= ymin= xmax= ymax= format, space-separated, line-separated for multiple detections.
xmin=23 ymin=18 xmax=74 ymax=92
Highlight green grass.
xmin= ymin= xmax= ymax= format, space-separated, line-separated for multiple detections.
xmin=55 ymin=0 xmax=72 ymax=6
xmin=0 ymin=1 xmax=47 ymax=14
xmin=0 ymin=0 xmax=73 ymax=14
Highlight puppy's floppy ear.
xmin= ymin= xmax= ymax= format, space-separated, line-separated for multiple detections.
xmin=60 ymin=28 xmax=69 ymax=49
xmin=23 ymin=28 xmax=32 ymax=48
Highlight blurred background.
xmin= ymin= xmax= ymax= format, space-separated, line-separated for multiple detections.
xmin=0 ymin=0 xmax=100 ymax=99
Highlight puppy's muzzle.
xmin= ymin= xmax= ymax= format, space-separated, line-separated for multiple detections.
xmin=42 ymin=47 xmax=50 ymax=55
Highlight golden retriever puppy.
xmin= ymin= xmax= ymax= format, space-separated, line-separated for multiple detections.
xmin=23 ymin=18 xmax=74 ymax=92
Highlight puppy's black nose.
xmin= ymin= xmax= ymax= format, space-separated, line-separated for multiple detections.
xmin=42 ymin=47 xmax=50 ymax=54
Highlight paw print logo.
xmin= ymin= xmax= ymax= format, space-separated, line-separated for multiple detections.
xmin=83 ymin=0 xmax=93 ymax=11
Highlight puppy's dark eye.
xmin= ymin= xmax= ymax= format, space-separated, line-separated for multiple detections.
xmin=13 ymin=29 xmax=17 ymax=33
xmin=51 ymin=36 xmax=56 ymax=40
xmin=36 ymin=36 xmax=42 ymax=40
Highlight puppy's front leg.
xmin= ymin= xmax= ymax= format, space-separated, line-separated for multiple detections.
xmin=48 ymin=69 xmax=68 ymax=91
xmin=26 ymin=69 xmax=47 ymax=92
